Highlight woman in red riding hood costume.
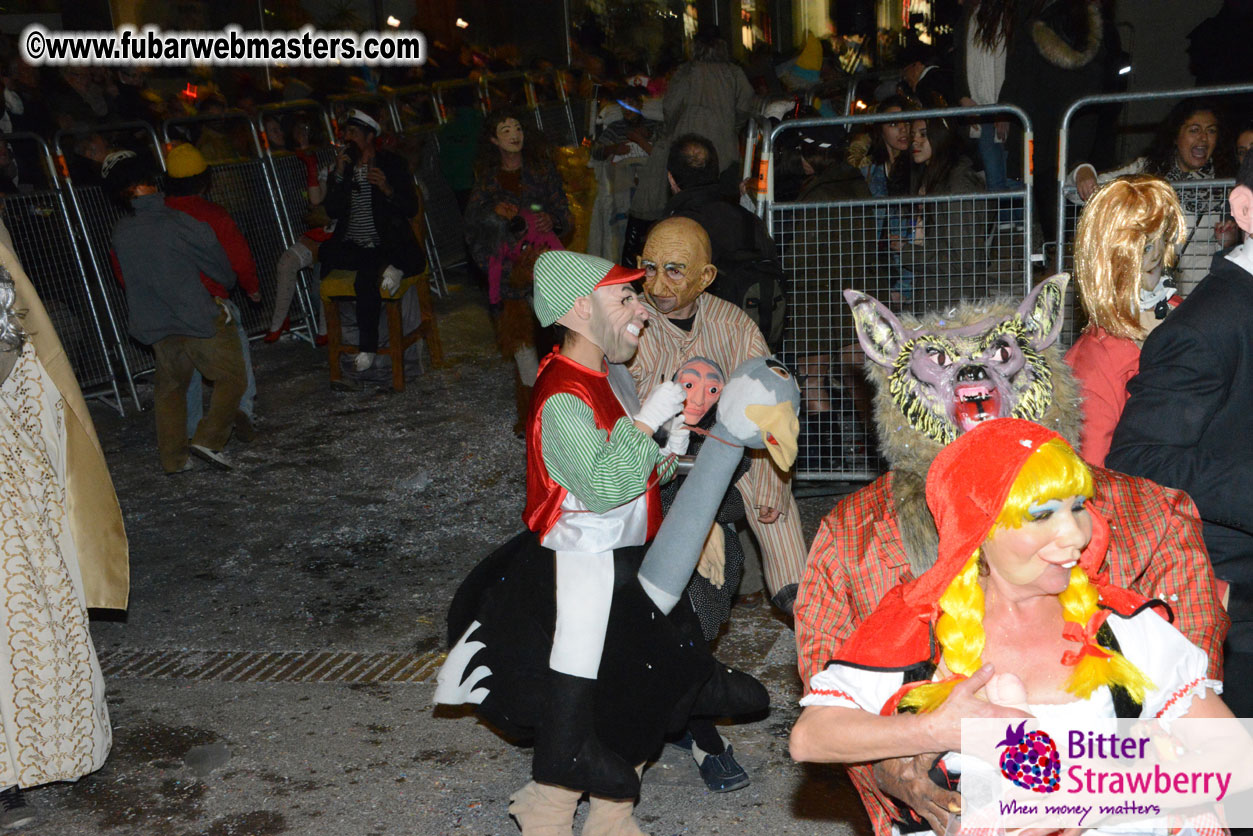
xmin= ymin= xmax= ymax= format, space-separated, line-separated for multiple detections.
xmin=790 ymin=418 xmax=1235 ymax=835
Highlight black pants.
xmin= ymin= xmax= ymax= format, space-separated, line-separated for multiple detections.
xmin=320 ymin=239 xmax=386 ymax=353
xmin=620 ymin=215 xmax=655 ymax=268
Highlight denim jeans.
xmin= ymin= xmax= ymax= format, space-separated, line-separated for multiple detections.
xmin=977 ymin=125 xmax=1024 ymax=224
xmin=186 ymin=298 xmax=254 ymax=438
xmin=977 ymin=125 xmax=1010 ymax=191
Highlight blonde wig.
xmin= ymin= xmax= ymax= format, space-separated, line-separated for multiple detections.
xmin=899 ymin=440 xmax=1153 ymax=713
xmin=1074 ymin=175 xmax=1186 ymax=341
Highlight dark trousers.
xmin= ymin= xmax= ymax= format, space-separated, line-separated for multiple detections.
xmin=151 ymin=308 xmax=245 ymax=473
xmin=320 ymin=239 xmax=386 ymax=352
xmin=620 ymin=215 xmax=654 ymax=268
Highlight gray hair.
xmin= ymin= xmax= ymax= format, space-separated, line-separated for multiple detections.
xmin=692 ymin=36 xmax=730 ymax=63
xmin=0 ymin=265 xmax=26 ymax=352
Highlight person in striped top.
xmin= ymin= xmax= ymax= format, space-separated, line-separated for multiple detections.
xmin=319 ymin=109 xmax=424 ymax=372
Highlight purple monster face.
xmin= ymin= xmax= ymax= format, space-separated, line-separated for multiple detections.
xmin=846 ymin=275 xmax=1068 ymax=446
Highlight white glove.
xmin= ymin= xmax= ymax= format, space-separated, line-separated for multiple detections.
xmin=380 ymin=265 xmax=403 ymax=296
xmin=661 ymin=415 xmax=690 ymax=456
xmin=635 ymin=380 xmax=685 ymax=433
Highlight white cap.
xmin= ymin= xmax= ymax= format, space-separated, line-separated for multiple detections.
xmin=344 ymin=109 xmax=381 ymax=134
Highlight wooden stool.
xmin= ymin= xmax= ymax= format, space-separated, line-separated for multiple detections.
xmin=320 ymin=269 xmax=445 ymax=392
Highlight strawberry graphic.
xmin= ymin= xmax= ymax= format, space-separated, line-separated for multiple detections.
xmin=996 ymin=721 xmax=1060 ymax=793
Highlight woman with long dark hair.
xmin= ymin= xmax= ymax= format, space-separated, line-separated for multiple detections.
xmin=847 ymin=96 xmax=917 ymax=303
xmin=465 ymin=109 xmax=571 ymax=432
xmin=852 ymin=94 xmax=915 ymax=198
xmin=893 ymin=116 xmax=990 ymax=313
xmin=1068 ymin=98 xmax=1240 ymax=295
xmin=957 ymin=0 xmax=1016 ymax=190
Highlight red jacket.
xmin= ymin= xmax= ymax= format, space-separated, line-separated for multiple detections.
xmin=523 ymin=350 xmax=662 ymax=541
xmin=165 ymin=195 xmax=259 ymax=299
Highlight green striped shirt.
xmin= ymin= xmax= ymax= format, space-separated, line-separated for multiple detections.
xmin=540 ymin=392 xmax=675 ymax=514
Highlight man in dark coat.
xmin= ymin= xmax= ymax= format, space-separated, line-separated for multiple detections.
xmin=320 ymin=109 xmax=425 ymax=371
xmin=1107 ymin=152 xmax=1253 ymax=716
xmin=662 ymin=134 xmax=777 ymax=270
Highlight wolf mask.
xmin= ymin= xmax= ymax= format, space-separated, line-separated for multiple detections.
xmin=844 ymin=274 xmax=1082 ymax=573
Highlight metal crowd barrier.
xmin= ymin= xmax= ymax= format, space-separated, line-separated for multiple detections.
xmin=390 ymin=84 xmax=440 ymax=133
xmin=55 ymin=121 xmax=167 ymax=411
xmin=1054 ymin=82 xmax=1253 ymax=344
xmin=402 ymin=129 xmax=459 ymax=295
xmin=483 ymin=72 xmax=532 ymax=111
xmin=741 ymin=114 xmax=771 ymax=217
xmin=254 ymin=101 xmax=337 ymax=342
xmin=528 ymin=68 xmax=579 ymax=148
xmin=1 ymin=132 xmax=123 ymax=412
xmin=576 ymin=74 xmax=601 ymax=143
xmin=433 ymin=78 xmax=487 ymax=123
xmin=161 ymin=112 xmax=296 ymax=342
xmin=764 ymin=105 xmax=1034 ymax=481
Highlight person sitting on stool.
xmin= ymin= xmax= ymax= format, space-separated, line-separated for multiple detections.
xmin=320 ymin=109 xmax=425 ymax=372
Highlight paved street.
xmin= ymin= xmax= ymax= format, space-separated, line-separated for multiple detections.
xmin=40 ymin=284 xmax=872 ymax=835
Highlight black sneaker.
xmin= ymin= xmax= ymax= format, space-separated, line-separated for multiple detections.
xmin=0 ymin=786 xmax=36 ymax=830
xmin=695 ymin=745 xmax=750 ymax=793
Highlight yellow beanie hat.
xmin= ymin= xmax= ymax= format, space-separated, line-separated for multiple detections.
xmin=797 ymin=34 xmax=823 ymax=72
xmin=166 ymin=143 xmax=208 ymax=179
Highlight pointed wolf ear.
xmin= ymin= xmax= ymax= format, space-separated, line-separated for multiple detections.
xmin=845 ymin=289 xmax=912 ymax=369
xmin=1016 ymin=273 xmax=1069 ymax=351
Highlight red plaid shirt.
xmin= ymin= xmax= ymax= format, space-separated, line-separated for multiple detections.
xmin=794 ymin=466 xmax=1229 ymax=836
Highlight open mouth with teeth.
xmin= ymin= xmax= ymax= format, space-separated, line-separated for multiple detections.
xmin=952 ymin=384 xmax=1003 ymax=433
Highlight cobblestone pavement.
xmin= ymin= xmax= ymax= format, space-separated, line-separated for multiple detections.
xmin=36 ymin=283 xmax=873 ymax=836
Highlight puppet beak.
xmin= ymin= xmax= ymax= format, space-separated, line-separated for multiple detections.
xmin=745 ymin=401 xmax=799 ymax=470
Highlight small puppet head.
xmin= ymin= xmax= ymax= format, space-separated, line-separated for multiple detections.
xmin=674 ymin=356 xmax=725 ymax=427
xmin=640 ymin=216 xmax=717 ymax=318
xmin=1074 ymin=175 xmax=1186 ymax=341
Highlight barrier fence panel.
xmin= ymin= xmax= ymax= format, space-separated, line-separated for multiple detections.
xmin=433 ymin=79 xmax=487 ymax=123
xmin=410 ymin=128 xmax=467 ymax=279
xmin=255 ymin=101 xmax=338 ymax=342
xmin=528 ymin=69 xmax=578 ymax=148
xmin=162 ymin=113 xmax=296 ymax=340
xmin=574 ymin=76 xmax=600 ymax=143
xmin=1054 ymin=82 xmax=1253 ymax=345
xmin=742 ymin=115 xmax=770 ymax=217
xmin=391 ymin=85 xmax=440 ymax=133
xmin=391 ymin=124 xmax=457 ymax=295
xmin=56 ymin=121 xmax=167 ymax=410
xmin=765 ymin=106 xmax=1034 ymax=481
xmin=1 ymin=133 xmax=122 ymax=411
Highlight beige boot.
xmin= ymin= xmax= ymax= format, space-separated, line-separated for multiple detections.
xmin=508 ymin=781 xmax=581 ymax=836
xmin=583 ymin=766 xmax=649 ymax=836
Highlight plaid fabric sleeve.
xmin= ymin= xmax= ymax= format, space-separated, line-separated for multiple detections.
xmin=1096 ymin=470 xmax=1229 ymax=679
xmin=541 ymin=393 xmax=663 ymax=513
xmin=795 ymin=512 xmax=860 ymax=691
xmin=795 ymin=480 xmax=908 ymax=691
xmin=794 ymin=482 xmax=922 ymax=836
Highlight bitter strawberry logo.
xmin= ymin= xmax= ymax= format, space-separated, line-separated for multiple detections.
xmin=996 ymin=721 xmax=1061 ymax=793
